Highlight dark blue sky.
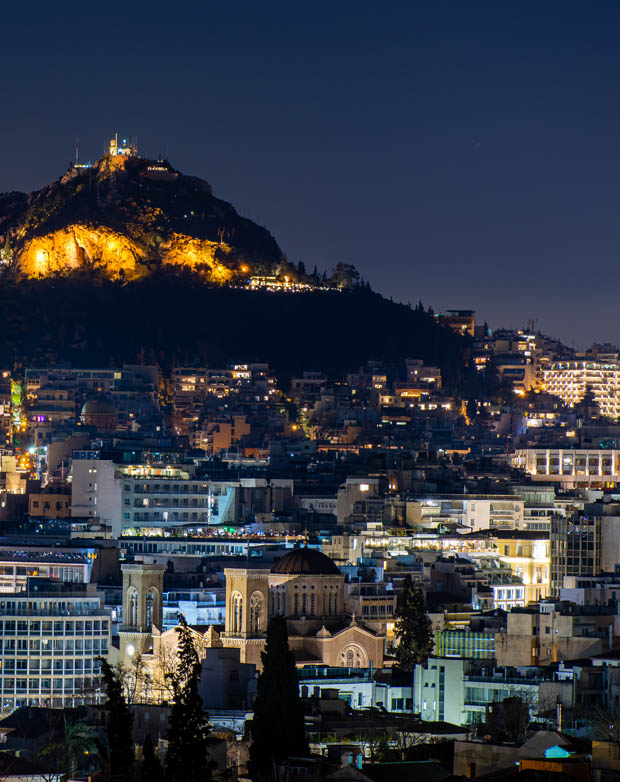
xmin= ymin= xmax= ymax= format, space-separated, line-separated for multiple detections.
xmin=2 ymin=1 xmax=620 ymax=347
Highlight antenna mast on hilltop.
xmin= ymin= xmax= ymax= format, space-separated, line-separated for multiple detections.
xmin=75 ymin=138 xmax=80 ymax=165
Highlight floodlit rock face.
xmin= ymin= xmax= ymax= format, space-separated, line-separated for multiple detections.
xmin=20 ymin=227 xmax=144 ymax=279
xmin=160 ymin=234 xmax=234 ymax=282
xmin=0 ymin=153 xmax=286 ymax=281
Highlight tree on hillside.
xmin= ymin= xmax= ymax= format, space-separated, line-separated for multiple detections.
xmin=99 ymin=658 xmax=134 ymax=782
xmin=249 ymin=615 xmax=307 ymax=780
xmin=394 ymin=576 xmax=433 ymax=671
xmin=331 ymin=263 xmax=360 ymax=288
xmin=165 ymin=615 xmax=211 ymax=782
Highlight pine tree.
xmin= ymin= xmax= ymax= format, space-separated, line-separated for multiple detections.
xmin=249 ymin=615 xmax=307 ymax=781
xmin=165 ymin=616 xmax=211 ymax=782
xmin=99 ymin=658 xmax=135 ymax=782
xmin=394 ymin=576 xmax=433 ymax=671
xmin=142 ymin=734 xmax=163 ymax=782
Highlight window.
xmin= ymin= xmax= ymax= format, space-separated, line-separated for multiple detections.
xmin=128 ymin=588 xmax=138 ymax=627
xmin=250 ymin=592 xmax=264 ymax=634
xmin=231 ymin=593 xmax=243 ymax=634
xmin=145 ymin=590 xmax=155 ymax=628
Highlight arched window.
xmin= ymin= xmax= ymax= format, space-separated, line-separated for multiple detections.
xmin=302 ymin=593 xmax=307 ymax=616
xmin=145 ymin=589 xmax=155 ymax=628
xmin=250 ymin=592 xmax=264 ymax=634
xmin=128 ymin=588 xmax=138 ymax=627
xmin=231 ymin=592 xmax=243 ymax=634
xmin=294 ymin=592 xmax=299 ymax=616
xmin=310 ymin=594 xmax=315 ymax=616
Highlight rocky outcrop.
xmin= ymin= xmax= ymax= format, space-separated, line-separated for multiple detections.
xmin=0 ymin=154 xmax=286 ymax=282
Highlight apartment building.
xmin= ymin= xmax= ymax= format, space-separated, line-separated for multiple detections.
xmin=29 ymin=487 xmax=71 ymax=519
xmin=414 ymin=656 xmax=562 ymax=726
xmin=492 ymin=531 xmax=550 ymax=603
xmin=495 ymin=602 xmax=619 ymax=667
xmin=298 ymin=666 xmax=413 ymax=712
xmin=407 ymin=494 xmax=524 ymax=532
xmin=70 ymin=458 xmax=123 ymax=535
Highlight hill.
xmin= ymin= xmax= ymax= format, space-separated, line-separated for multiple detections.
xmin=0 ymin=140 xmax=475 ymax=386
xmin=0 ymin=273 xmax=471 ymax=385
xmin=0 ymin=148 xmax=288 ymax=281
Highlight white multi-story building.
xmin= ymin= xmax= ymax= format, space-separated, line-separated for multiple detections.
xmin=298 ymin=667 xmax=413 ymax=712
xmin=414 ymin=657 xmax=543 ymax=726
xmin=407 ymin=495 xmax=525 ymax=532
xmin=512 ymin=448 xmax=620 ymax=488
xmin=71 ymin=457 xmax=295 ymax=534
xmin=0 ymin=580 xmax=110 ymax=713
xmin=71 ymin=458 xmax=122 ymax=535
xmin=0 ymin=546 xmax=101 ymax=593
xmin=543 ymin=358 xmax=620 ymax=417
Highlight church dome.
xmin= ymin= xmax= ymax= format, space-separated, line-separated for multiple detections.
xmin=271 ymin=547 xmax=340 ymax=576
xmin=80 ymin=395 xmax=117 ymax=430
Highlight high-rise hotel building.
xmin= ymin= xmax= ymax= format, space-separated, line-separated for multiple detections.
xmin=543 ymin=357 xmax=620 ymax=418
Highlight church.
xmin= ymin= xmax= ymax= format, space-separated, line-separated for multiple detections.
xmin=117 ymin=547 xmax=385 ymax=694
xmin=221 ymin=547 xmax=385 ymax=669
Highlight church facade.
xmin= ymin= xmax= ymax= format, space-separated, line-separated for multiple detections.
xmin=221 ymin=547 xmax=385 ymax=670
xmin=118 ymin=548 xmax=385 ymax=693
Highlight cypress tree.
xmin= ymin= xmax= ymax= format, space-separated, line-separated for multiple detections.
xmin=99 ymin=658 xmax=134 ymax=782
xmin=141 ymin=734 xmax=163 ymax=782
xmin=165 ymin=616 xmax=211 ymax=782
xmin=394 ymin=575 xmax=434 ymax=671
xmin=249 ymin=615 xmax=307 ymax=780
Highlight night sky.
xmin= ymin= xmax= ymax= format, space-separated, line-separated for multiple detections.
xmin=3 ymin=1 xmax=620 ymax=347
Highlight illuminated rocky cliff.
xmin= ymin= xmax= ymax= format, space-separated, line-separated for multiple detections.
xmin=0 ymin=152 xmax=286 ymax=281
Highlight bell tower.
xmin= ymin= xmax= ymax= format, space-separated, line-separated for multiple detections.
xmin=119 ymin=562 xmax=165 ymax=666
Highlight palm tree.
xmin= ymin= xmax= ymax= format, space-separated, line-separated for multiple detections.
xmin=38 ymin=718 xmax=97 ymax=781
xmin=63 ymin=719 xmax=97 ymax=779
